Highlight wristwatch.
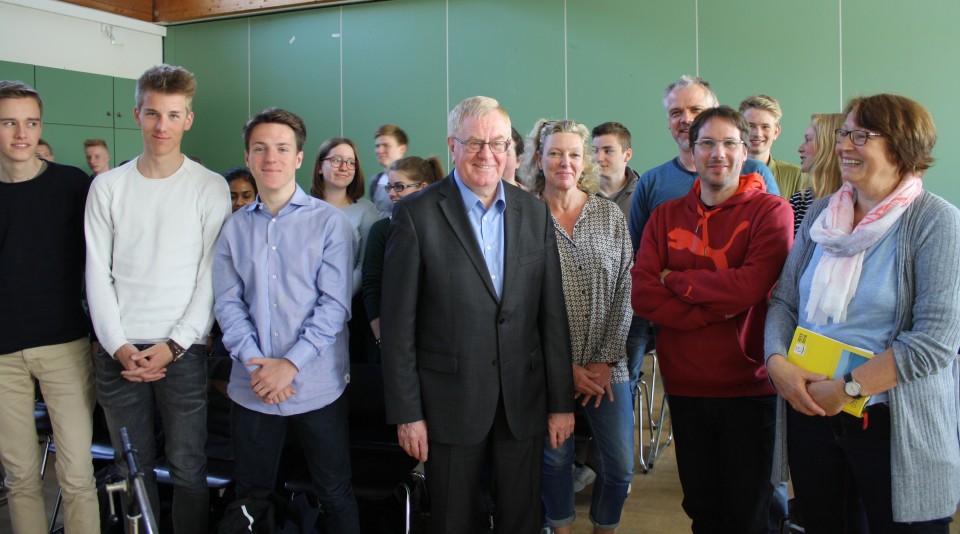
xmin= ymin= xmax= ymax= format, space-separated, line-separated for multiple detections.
xmin=843 ymin=372 xmax=863 ymax=399
xmin=166 ymin=339 xmax=187 ymax=362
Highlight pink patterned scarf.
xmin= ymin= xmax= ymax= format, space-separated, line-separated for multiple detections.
xmin=804 ymin=175 xmax=923 ymax=325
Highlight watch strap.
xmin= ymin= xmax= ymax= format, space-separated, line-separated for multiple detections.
xmin=166 ymin=339 xmax=186 ymax=362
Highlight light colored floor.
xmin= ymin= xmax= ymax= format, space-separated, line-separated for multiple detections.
xmin=2 ymin=356 xmax=958 ymax=533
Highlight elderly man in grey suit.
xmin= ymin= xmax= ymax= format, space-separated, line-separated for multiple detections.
xmin=381 ymin=96 xmax=575 ymax=533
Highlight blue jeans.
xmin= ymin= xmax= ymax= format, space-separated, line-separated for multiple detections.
xmin=787 ymin=405 xmax=951 ymax=534
xmin=95 ymin=346 xmax=209 ymax=534
xmin=232 ymin=392 xmax=360 ymax=534
xmin=668 ymin=395 xmax=776 ymax=534
xmin=542 ymin=380 xmax=634 ymax=530
xmin=625 ymin=316 xmax=654 ymax=408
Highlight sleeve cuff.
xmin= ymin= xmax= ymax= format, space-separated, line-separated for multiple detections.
xmin=283 ymin=339 xmax=317 ymax=372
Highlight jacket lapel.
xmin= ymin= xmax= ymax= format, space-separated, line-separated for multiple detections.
xmin=500 ymin=185 xmax=523 ymax=303
xmin=437 ymin=176 xmax=500 ymax=301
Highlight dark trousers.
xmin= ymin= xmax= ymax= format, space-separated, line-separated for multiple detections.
xmin=787 ymin=405 xmax=951 ymax=534
xmin=95 ymin=346 xmax=210 ymax=534
xmin=426 ymin=399 xmax=543 ymax=534
xmin=231 ymin=392 xmax=360 ymax=534
xmin=668 ymin=395 xmax=776 ymax=534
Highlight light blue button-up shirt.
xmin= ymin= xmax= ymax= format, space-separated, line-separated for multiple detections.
xmin=453 ymin=170 xmax=506 ymax=300
xmin=213 ymin=186 xmax=356 ymax=415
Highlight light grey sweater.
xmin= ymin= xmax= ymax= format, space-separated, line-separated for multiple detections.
xmin=765 ymin=190 xmax=960 ymax=522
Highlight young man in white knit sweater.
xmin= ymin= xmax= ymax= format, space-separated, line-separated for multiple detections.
xmin=85 ymin=64 xmax=231 ymax=533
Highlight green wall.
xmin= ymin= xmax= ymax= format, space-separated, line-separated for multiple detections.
xmin=164 ymin=0 xmax=960 ymax=204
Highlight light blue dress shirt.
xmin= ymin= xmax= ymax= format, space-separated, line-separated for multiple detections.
xmin=213 ymin=186 xmax=357 ymax=415
xmin=453 ymin=170 xmax=506 ymax=300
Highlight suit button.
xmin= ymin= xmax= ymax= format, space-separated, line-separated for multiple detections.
xmin=498 ymin=316 xmax=505 ymax=324
xmin=492 ymin=359 xmax=500 ymax=366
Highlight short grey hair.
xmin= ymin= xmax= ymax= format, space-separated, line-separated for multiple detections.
xmin=662 ymin=75 xmax=719 ymax=110
xmin=447 ymin=96 xmax=511 ymax=138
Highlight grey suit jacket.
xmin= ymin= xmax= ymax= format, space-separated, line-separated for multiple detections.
xmin=381 ymin=175 xmax=573 ymax=445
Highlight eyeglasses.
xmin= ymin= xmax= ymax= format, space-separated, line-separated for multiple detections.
xmin=452 ymin=137 xmax=511 ymax=154
xmin=835 ymin=129 xmax=883 ymax=146
xmin=324 ymin=156 xmax=358 ymax=169
xmin=692 ymin=139 xmax=745 ymax=151
xmin=384 ymin=182 xmax=424 ymax=193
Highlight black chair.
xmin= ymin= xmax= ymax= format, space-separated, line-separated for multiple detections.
xmin=283 ymin=364 xmax=423 ymax=534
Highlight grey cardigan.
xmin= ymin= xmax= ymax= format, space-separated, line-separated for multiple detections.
xmin=765 ymin=190 xmax=960 ymax=522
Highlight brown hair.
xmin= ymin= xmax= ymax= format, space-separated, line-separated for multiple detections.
xmin=0 ymin=80 xmax=43 ymax=114
xmin=389 ymin=156 xmax=445 ymax=186
xmin=689 ymin=106 xmax=749 ymax=146
xmin=374 ymin=124 xmax=409 ymax=146
xmin=591 ymin=121 xmax=632 ymax=150
xmin=242 ymin=107 xmax=307 ymax=152
xmin=843 ymin=94 xmax=936 ymax=177
xmin=136 ymin=64 xmax=197 ymax=111
xmin=311 ymin=137 xmax=365 ymax=202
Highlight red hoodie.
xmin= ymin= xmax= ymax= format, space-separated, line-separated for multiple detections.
xmin=631 ymin=173 xmax=793 ymax=397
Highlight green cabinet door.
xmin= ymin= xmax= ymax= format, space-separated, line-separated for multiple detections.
xmin=0 ymin=60 xmax=34 ymax=86
xmin=41 ymin=124 xmax=114 ymax=172
xmin=114 ymin=129 xmax=143 ymax=166
xmin=35 ymin=67 xmax=114 ymax=128
xmin=114 ymin=78 xmax=139 ymax=130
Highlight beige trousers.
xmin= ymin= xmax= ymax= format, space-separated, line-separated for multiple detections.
xmin=0 ymin=338 xmax=99 ymax=533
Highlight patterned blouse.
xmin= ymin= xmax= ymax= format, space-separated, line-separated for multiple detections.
xmin=789 ymin=187 xmax=814 ymax=236
xmin=550 ymin=195 xmax=633 ymax=384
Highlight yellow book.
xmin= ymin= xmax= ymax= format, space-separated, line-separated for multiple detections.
xmin=787 ymin=326 xmax=874 ymax=418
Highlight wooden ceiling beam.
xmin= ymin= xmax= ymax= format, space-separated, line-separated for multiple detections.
xmin=56 ymin=0 xmax=154 ymax=23
xmin=155 ymin=0 xmax=351 ymax=23
xmin=58 ymin=0 xmax=371 ymax=25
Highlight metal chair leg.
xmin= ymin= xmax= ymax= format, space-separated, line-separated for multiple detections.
xmin=636 ymin=351 xmax=673 ymax=473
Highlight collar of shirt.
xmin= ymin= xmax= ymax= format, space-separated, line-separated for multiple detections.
xmin=452 ymin=169 xmax=507 ymax=214
xmin=246 ymin=185 xmax=312 ymax=216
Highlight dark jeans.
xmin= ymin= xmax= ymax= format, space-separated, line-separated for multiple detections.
xmin=95 ymin=346 xmax=210 ymax=534
xmin=231 ymin=391 xmax=360 ymax=534
xmin=668 ymin=395 xmax=777 ymax=534
xmin=787 ymin=405 xmax=952 ymax=534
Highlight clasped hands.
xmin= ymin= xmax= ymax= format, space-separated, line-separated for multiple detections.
xmin=116 ymin=342 xmax=171 ymax=383
xmin=766 ymin=354 xmax=849 ymax=416
xmin=247 ymin=357 xmax=298 ymax=405
xmin=572 ymin=362 xmax=615 ymax=408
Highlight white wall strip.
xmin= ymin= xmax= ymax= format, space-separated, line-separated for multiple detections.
xmin=445 ymin=0 xmax=451 ymax=170
xmin=563 ymin=0 xmax=569 ymax=119
xmin=694 ymin=0 xmax=700 ymax=76
xmin=838 ymin=0 xmax=844 ymax=110
xmin=247 ymin=18 xmax=251 ymax=117
xmin=340 ymin=7 xmax=345 ymax=137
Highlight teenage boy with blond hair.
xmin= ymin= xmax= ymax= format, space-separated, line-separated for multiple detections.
xmin=85 ymin=64 xmax=230 ymax=533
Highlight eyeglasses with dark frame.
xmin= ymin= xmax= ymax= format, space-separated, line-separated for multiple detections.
xmin=324 ymin=156 xmax=358 ymax=169
xmin=384 ymin=182 xmax=424 ymax=193
xmin=835 ymin=129 xmax=883 ymax=146
xmin=452 ymin=137 xmax=511 ymax=154
xmin=692 ymin=139 xmax=746 ymax=151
